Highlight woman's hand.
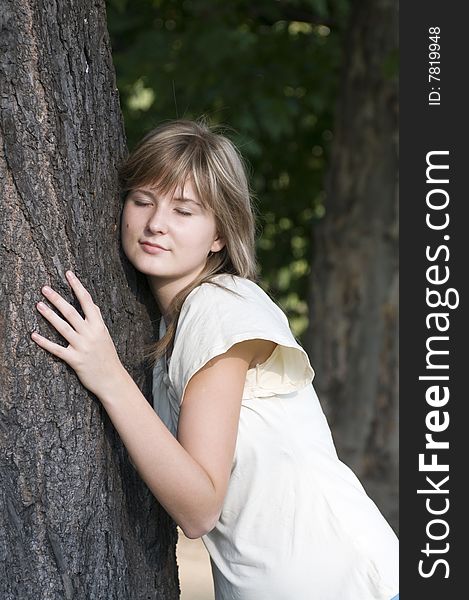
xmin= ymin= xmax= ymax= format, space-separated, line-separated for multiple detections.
xmin=31 ymin=270 xmax=125 ymax=399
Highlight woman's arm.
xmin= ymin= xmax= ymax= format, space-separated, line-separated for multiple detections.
xmin=30 ymin=271 xmax=274 ymax=539
xmin=99 ymin=340 xmax=258 ymax=539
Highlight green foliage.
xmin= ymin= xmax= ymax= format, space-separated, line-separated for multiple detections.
xmin=106 ymin=0 xmax=350 ymax=335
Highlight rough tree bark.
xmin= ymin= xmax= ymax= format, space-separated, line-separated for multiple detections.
xmin=306 ymin=0 xmax=399 ymax=531
xmin=0 ymin=1 xmax=179 ymax=598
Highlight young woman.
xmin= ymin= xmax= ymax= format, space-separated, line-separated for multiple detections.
xmin=31 ymin=119 xmax=399 ymax=599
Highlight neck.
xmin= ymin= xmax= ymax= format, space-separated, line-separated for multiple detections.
xmin=147 ymin=270 xmax=206 ymax=323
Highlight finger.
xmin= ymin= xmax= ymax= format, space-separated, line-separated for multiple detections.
xmin=31 ymin=331 xmax=69 ymax=360
xmin=36 ymin=301 xmax=79 ymax=344
xmin=40 ymin=284 xmax=86 ymax=332
xmin=65 ymin=271 xmax=101 ymax=322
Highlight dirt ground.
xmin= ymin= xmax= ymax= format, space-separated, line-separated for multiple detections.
xmin=176 ymin=527 xmax=215 ymax=600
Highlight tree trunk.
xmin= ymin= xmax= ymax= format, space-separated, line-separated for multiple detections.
xmin=306 ymin=0 xmax=398 ymax=531
xmin=0 ymin=1 xmax=179 ymax=598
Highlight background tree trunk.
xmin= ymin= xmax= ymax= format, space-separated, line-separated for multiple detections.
xmin=0 ymin=1 xmax=179 ymax=598
xmin=306 ymin=0 xmax=399 ymax=532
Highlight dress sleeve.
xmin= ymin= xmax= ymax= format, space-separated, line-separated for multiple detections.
xmin=168 ymin=277 xmax=315 ymax=404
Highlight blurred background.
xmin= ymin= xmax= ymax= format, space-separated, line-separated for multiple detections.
xmin=106 ymin=1 xmax=398 ymax=597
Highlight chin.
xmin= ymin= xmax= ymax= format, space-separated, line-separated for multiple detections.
xmin=133 ymin=263 xmax=170 ymax=277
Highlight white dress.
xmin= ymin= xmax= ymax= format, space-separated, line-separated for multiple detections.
xmin=152 ymin=273 xmax=399 ymax=600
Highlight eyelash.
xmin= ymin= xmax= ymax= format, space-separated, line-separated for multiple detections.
xmin=133 ymin=201 xmax=192 ymax=216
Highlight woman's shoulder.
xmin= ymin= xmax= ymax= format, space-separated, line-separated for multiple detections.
xmin=170 ymin=273 xmax=315 ymax=401
xmin=188 ymin=273 xmax=279 ymax=311
xmin=179 ymin=273 xmax=290 ymax=334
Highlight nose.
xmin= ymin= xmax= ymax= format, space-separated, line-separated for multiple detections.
xmin=146 ymin=204 xmax=169 ymax=234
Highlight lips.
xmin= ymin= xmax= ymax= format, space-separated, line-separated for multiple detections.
xmin=140 ymin=241 xmax=169 ymax=251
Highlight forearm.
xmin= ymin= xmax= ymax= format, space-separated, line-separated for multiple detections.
xmin=98 ymin=369 xmax=218 ymax=538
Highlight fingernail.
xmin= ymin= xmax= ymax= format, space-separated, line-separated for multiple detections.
xmin=66 ymin=270 xmax=75 ymax=279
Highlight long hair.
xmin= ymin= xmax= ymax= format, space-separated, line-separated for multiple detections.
xmin=118 ymin=117 xmax=261 ymax=369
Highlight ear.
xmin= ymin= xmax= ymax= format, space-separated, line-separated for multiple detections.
xmin=210 ymin=234 xmax=226 ymax=253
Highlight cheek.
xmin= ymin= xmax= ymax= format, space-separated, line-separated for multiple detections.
xmin=121 ymin=214 xmax=135 ymax=232
xmin=192 ymin=220 xmax=217 ymax=243
xmin=120 ymin=220 xmax=134 ymax=247
xmin=121 ymin=205 xmax=135 ymax=228
xmin=189 ymin=229 xmax=214 ymax=251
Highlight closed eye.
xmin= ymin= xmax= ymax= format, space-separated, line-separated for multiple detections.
xmin=132 ymin=199 xmax=192 ymax=215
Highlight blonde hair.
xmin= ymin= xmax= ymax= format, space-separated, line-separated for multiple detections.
xmin=118 ymin=117 xmax=260 ymax=369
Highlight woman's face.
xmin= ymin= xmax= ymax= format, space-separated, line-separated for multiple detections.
xmin=121 ymin=178 xmax=225 ymax=286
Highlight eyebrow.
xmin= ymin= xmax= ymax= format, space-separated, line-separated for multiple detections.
xmin=132 ymin=189 xmax=202 ymax=207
